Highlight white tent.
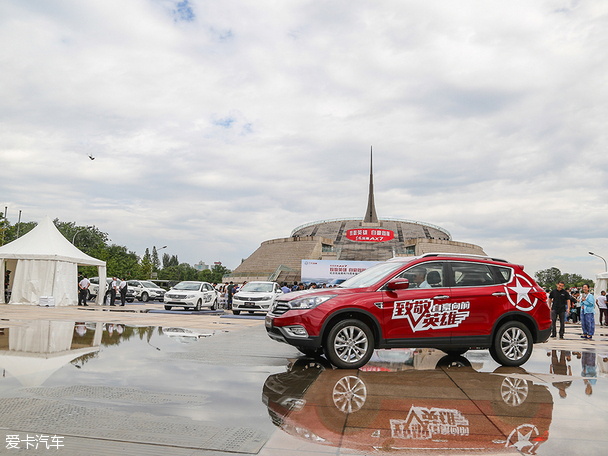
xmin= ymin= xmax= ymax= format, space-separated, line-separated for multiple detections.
xmin=0 ymin=216 xmax=106 ymax=306
xmin=596 ymin=271 xmax=608 ymax=296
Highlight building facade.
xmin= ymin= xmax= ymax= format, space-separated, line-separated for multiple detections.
xmin=227 ymin=152 xmax=485 ymax=283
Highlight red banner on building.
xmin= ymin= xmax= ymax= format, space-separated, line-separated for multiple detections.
xmin=346 ymin=228 xmax=394 ymax=243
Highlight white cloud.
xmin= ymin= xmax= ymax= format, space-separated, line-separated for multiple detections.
xmin=1 ymin=0 xmax=607 ymax=280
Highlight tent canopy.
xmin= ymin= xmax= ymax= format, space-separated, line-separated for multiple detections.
xmin=0 ymin=216 xmax=104 ymax=266
xmin=0 ymin=216 xmax=106 ymax=305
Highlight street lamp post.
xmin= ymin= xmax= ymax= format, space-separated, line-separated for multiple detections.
xmin=72 ymin=227 xmax=90 ymax=244
xmin=589 ymin=252 xmax=608 ymax=272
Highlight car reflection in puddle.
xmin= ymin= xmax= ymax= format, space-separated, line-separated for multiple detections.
xmin=161 ymin=327 xmax=216 ymax=344
xmin=263 ymin=348 xmax=554 ymax=455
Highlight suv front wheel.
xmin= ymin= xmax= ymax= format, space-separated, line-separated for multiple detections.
xmin=325 ymin=319 xmax=374 ymax=369
xmin=490 ymin=321 xmax=533 ymax=367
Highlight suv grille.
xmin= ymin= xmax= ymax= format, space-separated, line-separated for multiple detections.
xmin=271 ymin=302 xmax=290 ymax=315
xmin=235 ymin=296 xmax=265 ymax=302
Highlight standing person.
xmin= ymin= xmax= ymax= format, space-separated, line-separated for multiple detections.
xmin=281 ymin=282 xmax=290 ymax=293
xmin=571 ymin=291 xmax=581 ymax=323
xmin=4 ymin=269 xmax=11 ymax=302
xmin=78 ymin=274 xmax=90 ymax=306
xmin=227 ymin=281 xmax=235 ymax=310
xmin=596 ymin=291 xmax=607 ymax=326
xmin=580 ymin=284 xmax=595 ymax=340
xmin=119 ymin=278 xmax=128 ymax=306
xmin=549 ymin=281 xmax=570 ymax=339
xmin=110 ymin=277 xmax=118 ymax=306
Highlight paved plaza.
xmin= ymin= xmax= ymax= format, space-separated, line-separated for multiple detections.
xmin=1 ymin=303 xmax=607 ymax=455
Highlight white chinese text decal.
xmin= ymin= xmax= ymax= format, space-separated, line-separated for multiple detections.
xmin=392 ymin=299 xmax=470 ymax=332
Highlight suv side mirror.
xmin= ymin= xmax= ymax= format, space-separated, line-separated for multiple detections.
xmin=387 ymin=278 xmax=409 ymax=290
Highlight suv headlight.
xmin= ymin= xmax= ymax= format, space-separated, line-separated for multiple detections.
xmin=288 ymin=295 xmax=336 ymax=310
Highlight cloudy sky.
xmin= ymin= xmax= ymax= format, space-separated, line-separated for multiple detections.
xmin=1 ymin=0 xmax=607 ymax=279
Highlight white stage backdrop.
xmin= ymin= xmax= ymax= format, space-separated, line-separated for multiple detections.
xmin=301 ymin=260 xmax=381 ymax=285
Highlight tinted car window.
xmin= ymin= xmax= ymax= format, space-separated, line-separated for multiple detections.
xmin=451 ymin=262 xmax=496 ymax=287
xmin=492 ymin=266 xmax=512 ymax=284
xmin=396 ymin=262 xmax=444 ymax=288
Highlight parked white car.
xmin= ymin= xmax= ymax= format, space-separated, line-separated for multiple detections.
xmin=127 ymin=280 xmax=166 ymax=302
xmin=164 ymin=281 xmax=219 ymax=311
xmin=232 ymin=281 xmax=283 ymax=315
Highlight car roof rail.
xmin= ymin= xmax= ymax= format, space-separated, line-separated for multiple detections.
xmin=420 ymin=252 xmax=509 ymax=263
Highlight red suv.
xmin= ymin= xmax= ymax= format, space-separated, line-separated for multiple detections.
xmin=265 ymin=254 xmax=550 ymax=368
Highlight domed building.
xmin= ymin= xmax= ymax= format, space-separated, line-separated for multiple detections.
xmin=227 ymin=153 xmax=485 ymax=284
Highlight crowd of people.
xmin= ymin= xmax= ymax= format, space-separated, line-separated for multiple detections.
xmin=548 ymin=281 xmax=607 ymax=341
xmin=77 ymin=274 xmax=129 ymax=307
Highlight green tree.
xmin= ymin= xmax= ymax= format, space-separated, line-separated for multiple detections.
xmin=534 ymin=267 xmax=562 ymax=289
xmin=98 ymin=244 xmax=140 ymax=279
xmin=140 ymin=248 xmax=152 ymax=279
xmin=152 ymin=246 xmax=160 ymax=271
xmin=53 ymin=219 xmax=109 ymax=255
xmin=206 ymin=264 xmax=232 ymax=283
xmin=158 ymin=262 xmax=199 ymax=282
xmin=535 ymin=267 xmax=595 ymax=290
xmin=162 ymin=252 xmax=171 ymax=269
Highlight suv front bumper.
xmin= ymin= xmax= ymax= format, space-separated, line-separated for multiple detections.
xmin=265 ymin=317 xmax=322 ymax=349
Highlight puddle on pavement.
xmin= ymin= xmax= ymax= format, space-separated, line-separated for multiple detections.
xmin=1 ymin=320 xmax=607 ymax=455
xmin=262 ymin=347 xmax=608 ymax=456
xmin=0 ymin=320 xmax=279 ymax=453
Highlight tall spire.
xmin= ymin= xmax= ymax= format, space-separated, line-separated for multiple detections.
xmin=363 ymin=146 xmax=379 ymax=224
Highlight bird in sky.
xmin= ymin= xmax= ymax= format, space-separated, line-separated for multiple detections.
xmin=88 ymin=154 xmax=95 ymax=160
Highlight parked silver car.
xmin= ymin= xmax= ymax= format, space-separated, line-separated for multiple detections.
xmin=164 ymin=281 xmax=219 ymax=311
xmin=232 ymin=281 xmax=283 ymax=315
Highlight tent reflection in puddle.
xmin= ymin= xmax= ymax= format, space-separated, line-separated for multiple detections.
xmin=0 ymin=320 xmax=102 ymax=387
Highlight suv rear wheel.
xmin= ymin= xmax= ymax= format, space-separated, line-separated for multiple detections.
xmin=325 ymin=319 xmax=374 ymax=369
xmin=490 ymin=321 xmax=532 ymax=366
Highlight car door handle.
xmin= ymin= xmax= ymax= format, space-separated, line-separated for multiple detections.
xmin=433 ymin=295 xmax=450 ymax=300
xmin=492 ymin=292 xmax=507 ymax=297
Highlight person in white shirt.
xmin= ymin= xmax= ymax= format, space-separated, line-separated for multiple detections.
xmin=118 ymin=278 xmax=128 ymax=306
xmin=597 ymin=291 xmax=607 ymax=326
xmin=78 ymin=275 xmax=90 ymax=306
xmin=110 ymin=277 xmax=118 ymax=306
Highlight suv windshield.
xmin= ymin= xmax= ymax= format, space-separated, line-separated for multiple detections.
xmin=338 ymin=261 xmax=408 ymax=289
xmin=142 ymin=281 xmax=158 ymax=288
xmin=173 ymin=282 xmax=201 ymax=291
xmin=240 ymin=283 xmax=274 ymax=293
